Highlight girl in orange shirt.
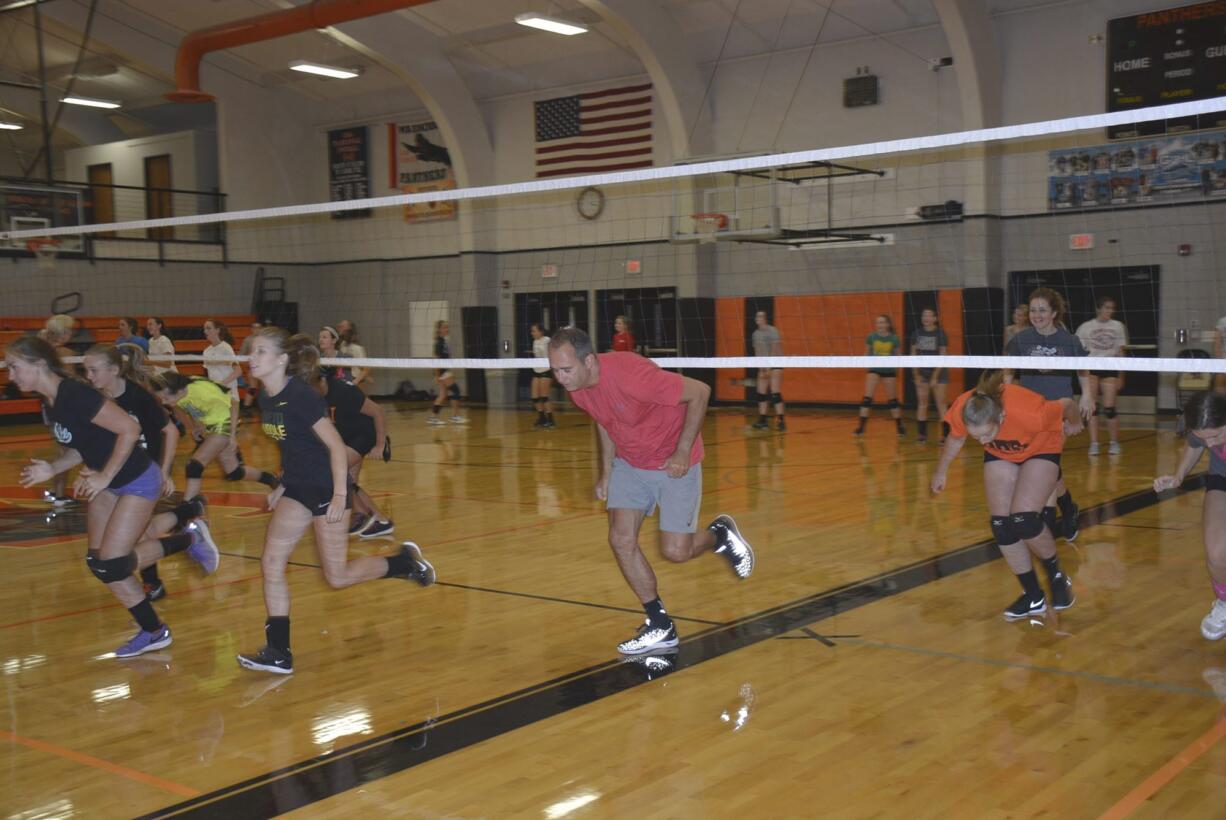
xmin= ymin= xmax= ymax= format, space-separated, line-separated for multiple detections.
xmin=931 ymin=372 xmax=1082 ymax=620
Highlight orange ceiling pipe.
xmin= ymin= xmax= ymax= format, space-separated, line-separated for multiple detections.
xmin=167 ymin=0 xmax=438 ymax=103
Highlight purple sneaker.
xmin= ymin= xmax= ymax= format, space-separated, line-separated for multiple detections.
xmin=115 ymin=625 xmax=172 ymax=658
xmin=186 ymin=520 xmax=220 ymax=575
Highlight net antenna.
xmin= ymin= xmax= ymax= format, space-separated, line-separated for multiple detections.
xmin=26 ymin=237 xmax=60 ymax=271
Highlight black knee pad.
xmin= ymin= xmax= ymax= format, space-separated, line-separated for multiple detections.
xmin=224 ymin=465 xmax=246 ymax=482
xmin=990 ymin=515 xmax=1017 ymax=546
xmin=887 ymin=399 xmax=899 ymax=410
xmin=448 ymin=383 xmax=461 ymax=400
xmin=756 ymin=392 xmax=770 ymax=404
xmin=1103 ymin=407 xmax=1117 ymax=419
xmin=86 ymin=553 xmax=135 ymax=583
xmin=860 ymin=396 xmax=873 ymax=408
xmin=770 ymin=392 xmax=782 ymax=405
xmin=1011 ymin=510 xmax=1046 ymax=540
xmin=185 ymin=459 xmax=205 ymax=479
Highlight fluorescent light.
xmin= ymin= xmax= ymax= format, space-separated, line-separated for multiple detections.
xmin=61 ymin=95 xmax=120 ymax=109
xmin=514 ymin=13 xmax=588 ymax=35
xmin=0 ymin=0 xmax=40 ymax=12
xmin=0 ymin=122 xmax=22 ymax=130
xmin=288 ymin=60 xmax=361 ymax=79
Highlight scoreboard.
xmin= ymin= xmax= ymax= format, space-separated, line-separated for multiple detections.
xmin=1107 ymin=1 xmax=1226 ymax=138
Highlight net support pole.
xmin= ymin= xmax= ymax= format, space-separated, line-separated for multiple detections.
xmin=33 ymin=0 xmax=54 ymax=185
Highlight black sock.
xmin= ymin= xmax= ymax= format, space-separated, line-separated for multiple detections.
xmin=1042 ymin=506 xmax=1059 ymax=536
xmin=1016 ymin=570 xmax=1044 ymax=600
xmin=546 ymin=413 xmax=554 ymax=421
xmin=265 ymin=616 xmax=290 ymax=652
xmin=643 ymin=597 xmax=671 ymax=629
xmin=776 ymin=414 xmax=785 ymax=422
xmin=384 ymin=550 xmax=416 ymax=577
xmin=758 ymin=414 xmax=768 ymax=424
xmin=1057 ymin=491 xmax=1076 ymax=517
xmin=537 ymin=411 xmax=546 ymax=422
xmin=160 ymin=532 xmax=193 ymax=557
xmin=140 ymin=565 xmax=160 ymax=584
xmin=941 ymin=421 xmax=950 ymax=439
xmin=258 ymin=471 xmax=278 ymax=488
xmin=918 ymin=420 xmax=929 ymax=438
xmin=1040 ymin=554 xmax=1063 ymax=583
xmin=171 ymin=497 xmax=204 ymax=528
xmin=896 ymin=418 xmax=905 ymax=430
xmin=856 ymin=417 xmax=866 ymax=430
xmin=129 ymin=599 xmax=162 ymax=632
xmin=431 ymin=405 xmax=441 ymax=415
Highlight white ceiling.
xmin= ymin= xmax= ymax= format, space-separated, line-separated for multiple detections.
xmin=0 ymin=0 xmax=1083 ymax=173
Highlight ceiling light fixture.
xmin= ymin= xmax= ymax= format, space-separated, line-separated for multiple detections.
xmin=61 ymin=95 xmax=120 ymax=109
xmin=288 ymin=60 xmax=361 ymax=79
xmin=0 ymin=121 xmax=23 ymax=130
xmin=514 ymin=13 xmax=588 ymax=36
xmin=0 ymin=0 xmax=41 ymax=12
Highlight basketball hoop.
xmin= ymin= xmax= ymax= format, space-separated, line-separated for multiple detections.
xmin=692 ymin=212 xmax=729 ymax=244
xmin=26 ymin=238 xmax=60 ymax=271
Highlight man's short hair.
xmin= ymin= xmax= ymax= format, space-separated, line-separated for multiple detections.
xmin=548 ymin=326 xmax=594 ymax=360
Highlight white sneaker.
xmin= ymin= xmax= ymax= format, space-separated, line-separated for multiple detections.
xmin=450 ymin=415 xmax=469 ymax=424
xmin=1087 ymin=442 xmax=1100 ymax=456
xmin=1202 ymin=599 xmax=1226 ymax=640
xmin=1108 ymin=441 xmax=1121 ymax=455
xmin=427 ymin=416 xmax=446 ymax=426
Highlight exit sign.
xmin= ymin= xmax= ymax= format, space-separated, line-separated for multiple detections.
xmin=1069 ymin=233 xmax=1094 ymax=250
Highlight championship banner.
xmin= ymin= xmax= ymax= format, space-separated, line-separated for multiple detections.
xmin=388 ymin=120 xmax=456 ymax=222
xmin=327 ymin=126 xmax=370 ymax=219
xmin=1048 ymin=128 xmax=1226 ymax=210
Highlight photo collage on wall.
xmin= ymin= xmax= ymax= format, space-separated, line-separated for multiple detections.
xmin=1048 ymin=129 xmax=1226 ymax=210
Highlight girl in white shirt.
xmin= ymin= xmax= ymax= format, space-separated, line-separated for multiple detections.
xmin=203 ymin=319 xmax=240 ymax=399
xmin=145 ymin=316 xmax=176 ymax=375
xmin=1075 ymin=296 xmax=1129 ymax=455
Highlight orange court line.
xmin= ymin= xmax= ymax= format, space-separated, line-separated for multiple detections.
xmin=1097 ymin=716 xmax=1226 ymax=819
xmin=1 ymin=730 xmax=200 ymax=798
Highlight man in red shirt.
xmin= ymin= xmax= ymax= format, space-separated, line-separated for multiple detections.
xmin=548 ymin=327 xmax=755 ymax=655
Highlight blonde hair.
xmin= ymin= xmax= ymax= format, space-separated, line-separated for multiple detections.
xmin=86 ymin=343 xmax=151 ymax=389
xmin=43 ymin=314 xmax=74 ymax=344
xmin=254 ymin=326 xmax=319 ymax=382
xmin=5 ymin=334 xmax=70 ymax=379
xmin=962 ymin=371 xmax=1007 ymax=428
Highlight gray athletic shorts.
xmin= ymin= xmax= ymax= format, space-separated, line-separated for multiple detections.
xmin=607 ymin=457 xmax=703 ymax=533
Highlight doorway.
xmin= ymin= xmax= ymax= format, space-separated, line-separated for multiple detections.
xmin=144 ymin=154 xmax=174 ymax=240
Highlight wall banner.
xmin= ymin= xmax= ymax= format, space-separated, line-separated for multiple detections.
xmin=388 ymin=121 xmax=456 ymax=222
xmin=327 ymin=126 xmax=370 ymax=219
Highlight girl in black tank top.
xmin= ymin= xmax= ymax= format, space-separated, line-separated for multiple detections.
xmin=234 ymin=328 xmax=436 ymax=675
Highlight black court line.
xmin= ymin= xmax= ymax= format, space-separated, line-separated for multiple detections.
xmin=142 ymin=477 xmax=1204 ymax=819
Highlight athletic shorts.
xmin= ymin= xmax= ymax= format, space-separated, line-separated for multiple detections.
xmin=205 ymin=422 xmax=233 ymax=437
xmin=869 ymin=368 xmax=898 ymax=377
xmin=914 ymin=367 xmax=949 ymax=384
xmin=282 ymin=483 xmax=353 ymax=517
xmin=1090 ymin=370 xmax=1121 ymax=380
xmin=607 ymin=457 xmax=703 ymax=533
xmin=345 ymin=432 xmax=377 ymax=458
xmin=1207 ymin=474 xmax=1226 ymax=493
xmin=756 ymin=368 xmax=783 ymax=378
xmin=111 ymin=461 xmax=163 ymax=501
xmin=983 ymin=451 xmax=1062 ymax=470
xmin=532 ymin=370 xmax=553 ymax=379
xmin=437 ymin=370 xmax=453 ymax=381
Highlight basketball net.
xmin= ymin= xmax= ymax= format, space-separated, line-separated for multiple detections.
xmin=26 ymin=238 xmax=60 ymax=271
xmin=692 ymin=212 xmax=728 ymax=245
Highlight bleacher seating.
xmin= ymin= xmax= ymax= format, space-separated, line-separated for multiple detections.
xmin=1 ymin=314 xmax=256 ymax=418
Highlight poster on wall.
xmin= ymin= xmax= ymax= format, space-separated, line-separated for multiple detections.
xmin=327 ymin=126 xmax=371 ymax=219
xmin=388 ymin=120 xmax=456 ymax=223
xmin=1047 ymin=129 xmax=1226 ymax=210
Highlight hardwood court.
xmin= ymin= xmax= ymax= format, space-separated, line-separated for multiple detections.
xmin=1 ymin=406 xmax=1223 ymax=818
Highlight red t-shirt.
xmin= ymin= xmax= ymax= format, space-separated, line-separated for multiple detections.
xmin=611 ymin=331 xmax=636 ymax=352
xmin=568 ymin=352 xmax=703 ymax=470
xmin=944 ymin=383 xmax=1065 ymax=463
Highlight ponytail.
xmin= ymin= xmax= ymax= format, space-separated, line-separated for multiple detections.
xmin=1184 ymin=391 xmax=1226 ymax=433
xmin=962 ymin=371 xmax=1007 ymax=428
xmin=86 ymin=343 xmax=151 ymax=389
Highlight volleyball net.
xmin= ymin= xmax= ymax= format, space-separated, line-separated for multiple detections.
xmin=4 ymin=97 xmax=1226 ymax=410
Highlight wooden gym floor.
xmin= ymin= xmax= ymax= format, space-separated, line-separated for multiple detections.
xmin=0 ymin=404 xmax=1223 ymax=819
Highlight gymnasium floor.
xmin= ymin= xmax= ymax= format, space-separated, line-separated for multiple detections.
xmin=1 ymin=405 xmax=1223 ymax=819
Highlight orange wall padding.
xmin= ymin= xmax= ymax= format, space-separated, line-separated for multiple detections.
xmin=715 ymin=298 xmax=746 ymax=401
xmin=937 ymin=289 xmax=965 ymax=396
xmin=712 ymin=291 xmax=973 ymax=405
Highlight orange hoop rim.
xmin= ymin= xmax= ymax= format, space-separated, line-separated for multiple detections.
xmin=25 ymin=237 xmax=61 ymax=253
xmin=691 ymin=212 xmax=729 ymax=231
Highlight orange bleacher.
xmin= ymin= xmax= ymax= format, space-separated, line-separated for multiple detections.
xmin=1 ymin=315 xmax=256 ymax=417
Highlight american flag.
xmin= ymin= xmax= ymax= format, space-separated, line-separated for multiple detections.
xmin=534 ymin=83 xmax=652 ymax=178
